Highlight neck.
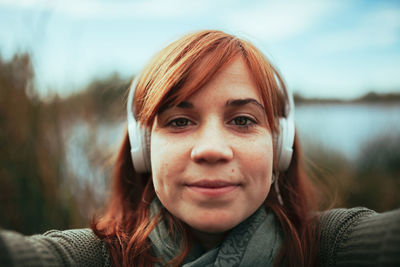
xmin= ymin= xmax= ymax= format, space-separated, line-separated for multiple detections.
xmin=189 ymin=228 xmax=228 ymax=251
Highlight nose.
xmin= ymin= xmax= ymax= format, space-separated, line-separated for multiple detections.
xmin=190 ymin=120 xmax=233 ymax=164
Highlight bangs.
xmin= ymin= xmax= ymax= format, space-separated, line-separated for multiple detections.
xmin=157 ymin=42 xmax=241 ymax=116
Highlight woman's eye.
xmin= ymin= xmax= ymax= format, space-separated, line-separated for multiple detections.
xmin=167 ymin=118 xmax=192 ymax=128
xmin=230 ymin=116 xmax=256 ymax=127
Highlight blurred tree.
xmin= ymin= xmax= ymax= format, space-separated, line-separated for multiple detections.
xmin=348 ymin=134 xmax=400 ymax=211
xmin=304 ymin=134 xmax=400 ymax=212
xmin=0 ymin=54 xmax=85 ymax=234
xmin=60 ymin=72 xmax=131 ymax=123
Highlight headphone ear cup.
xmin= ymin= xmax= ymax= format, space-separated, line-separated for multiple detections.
xmin=276 ymin=117 xmax=294 ymax=171
xmin=128 ymin=116 xmax=151 ymax=173
xmin=127 ymin=77 xmax=151 ymax=173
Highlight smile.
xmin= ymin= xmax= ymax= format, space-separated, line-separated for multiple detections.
xmin=186 ymin=180 xmax=240 ymax=197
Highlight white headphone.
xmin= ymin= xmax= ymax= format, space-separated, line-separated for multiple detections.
xmin=275 ymin=88 xmax=295 ymax=171
xmin=127 ymin=77 xmax=295 ymax=173
xmin=127 ymin=77 xmax=151 ymax=173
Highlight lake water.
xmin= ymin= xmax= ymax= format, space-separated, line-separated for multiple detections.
xmin=295 ymin=103 xmax=400 ymax=160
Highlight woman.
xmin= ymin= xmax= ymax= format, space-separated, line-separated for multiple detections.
xmin=1 ymin=30 xmax=399 ymax=267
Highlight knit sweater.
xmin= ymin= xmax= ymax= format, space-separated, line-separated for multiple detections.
xmin=0 ymin=207 xmax=399 ymax=266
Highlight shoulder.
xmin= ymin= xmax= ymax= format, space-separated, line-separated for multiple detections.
xmin=0 ymin=228 xmax=111 ymax=267
xmin=318 ymin=207 xmax=400 ymax=267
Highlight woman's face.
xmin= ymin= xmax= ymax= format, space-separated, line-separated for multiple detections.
xmin=150 ymin=57 xmax=273 ymax=234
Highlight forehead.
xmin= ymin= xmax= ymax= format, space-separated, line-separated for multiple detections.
xmin=185 ymin=57 xmax=262 ymax=105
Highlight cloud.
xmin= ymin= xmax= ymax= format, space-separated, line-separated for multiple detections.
xmin=0 ymin=0 xmax=216 ymax=20
xmin=223 ymin=0 xmax=343 ymax=43
xmin=311 ymin=6 xmax=400 ymax=53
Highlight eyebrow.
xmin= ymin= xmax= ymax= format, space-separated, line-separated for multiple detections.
xmin=160 ymin=98 xmax=265 ymax=113
xmin=225 ymin=98 xmax=266 ymax=114
xmin=176 ymin=101 xmax=194 ymax=109
xmin=157 ymin=100 xmax=193 ymax=115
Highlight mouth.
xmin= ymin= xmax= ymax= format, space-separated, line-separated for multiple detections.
xmin=185 ymin=180 xmax=240 ymax=197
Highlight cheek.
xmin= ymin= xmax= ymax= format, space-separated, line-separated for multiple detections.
xmin=244 ymin=135 xmax=273 ymax=167
xmin=150 ymin=134 xmax=169 ymax=195
xmin=150 ymin=133 xmax=187 ymax=199
xmin=239 ymin=136 xmax=274 ymax=187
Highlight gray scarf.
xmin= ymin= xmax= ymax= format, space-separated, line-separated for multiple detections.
xmin=149 ymin=199 xmax=283 ymax=266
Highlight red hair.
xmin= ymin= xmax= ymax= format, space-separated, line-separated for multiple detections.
xmin=92 ymin=30 xmax=320 ymax=267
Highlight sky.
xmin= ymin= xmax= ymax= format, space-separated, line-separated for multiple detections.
xmin=0 ymin=0 xmax=399 ymax=99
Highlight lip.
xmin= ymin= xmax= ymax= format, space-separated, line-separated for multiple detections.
xmin=185 ymin=180 xmax=240 ymax=197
